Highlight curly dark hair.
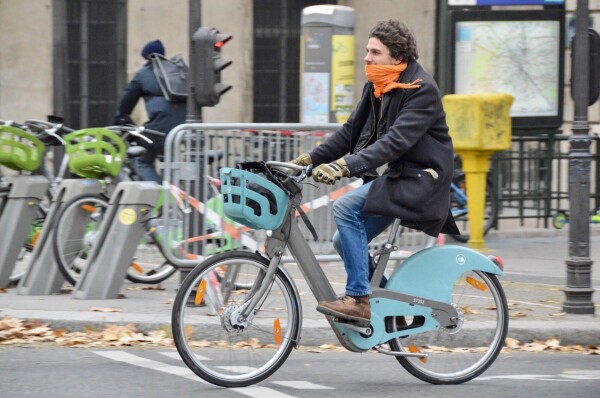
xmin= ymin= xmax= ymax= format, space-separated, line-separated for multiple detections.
xmin=369 ymin=19 xmax=418 ymax=62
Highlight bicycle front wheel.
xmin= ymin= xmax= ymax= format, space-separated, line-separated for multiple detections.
xmin=388 ymin=271 xmax=508 ymax=384
xmin=52 ymin=194 xmax=110 ymax=285
xmin=172 ymin=251 xmax=301 ymax=387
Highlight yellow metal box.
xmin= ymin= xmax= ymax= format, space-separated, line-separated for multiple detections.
xmin=443 ymin=93 xmax=514 ymax=151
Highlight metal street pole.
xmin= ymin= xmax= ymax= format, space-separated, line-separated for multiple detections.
xmin=187 ymin=0 xmax=202 ymax=123
xmin=180 ymin=0 xmax=203 ymax=284
xmin=564 ymin=0 xmax=595 ymax=314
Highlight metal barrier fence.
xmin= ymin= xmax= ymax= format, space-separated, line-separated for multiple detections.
xmin=162 ymin=123 xmax=435 ymax=268
xmin=489 ymin=132 xmax=600 ymax=228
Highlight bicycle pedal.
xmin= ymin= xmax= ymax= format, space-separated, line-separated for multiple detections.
xmin=333 ymin=317 xmax=372 ymax=335
xmin=333 ymin=316 xmax=370 ymax=328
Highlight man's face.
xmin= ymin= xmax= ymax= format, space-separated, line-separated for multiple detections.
xmin=364 ymin=37 xmax=402 ymax=66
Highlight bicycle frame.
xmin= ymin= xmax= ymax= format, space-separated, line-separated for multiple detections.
xmin=229 ymin=164 xmax=505 ymax=354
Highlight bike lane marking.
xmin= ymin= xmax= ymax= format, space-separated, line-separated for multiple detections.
xmin=92 ymin=351 xmax=319 ymax=397
xmin=159 ymin=350 xmax=211 ymax=361
xmin=477 ymin=374 xmax=578 ymax=382
xmin=229 ymin=386 xmax=295 ymax=397
xmin=271 ymin=381 xmax=334 ymax=389
xmin=561 ymin=369 xmax=600 ymax=380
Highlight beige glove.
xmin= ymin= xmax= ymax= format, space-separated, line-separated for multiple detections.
xmin=312 ymin=158 xmax=349 ymax=185
xmin=290 ymin=153 xmax=312 ymax=166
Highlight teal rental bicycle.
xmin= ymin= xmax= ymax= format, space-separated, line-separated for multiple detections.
xmin=172 ymin=161 xmax=508 ymax=387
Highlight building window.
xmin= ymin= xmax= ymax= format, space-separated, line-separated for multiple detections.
xmin=253 ymin=0 xmax=334 ymax=122
xmin=61 ymin=0 xmax=126 ymax=128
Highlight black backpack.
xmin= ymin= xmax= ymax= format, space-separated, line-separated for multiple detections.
xmin=149 ymin=53 xmax=188 ymax=102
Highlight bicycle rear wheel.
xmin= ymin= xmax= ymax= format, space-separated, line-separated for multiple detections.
xmin=387 ymin=271 xmax=508 ymax=384
xmin=123 ymin=223 xmax=177 ymax=284
xmin=450 ymin=176 xmax=498 ymax=243
xmin=53 ymin=194 xmax=175 ymax=285
xmin=172 ymin=251 xmax=301 ymax=387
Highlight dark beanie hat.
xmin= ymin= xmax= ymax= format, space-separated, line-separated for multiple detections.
xmin=141 ymin=40 xmax=165 ymax=59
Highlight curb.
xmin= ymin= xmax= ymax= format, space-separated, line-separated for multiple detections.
xmin=3 ymin=309 xmax=599 ymax=347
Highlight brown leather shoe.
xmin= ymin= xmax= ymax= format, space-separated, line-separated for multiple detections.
xmin=316 ymin=295 xmax=371 ymax=326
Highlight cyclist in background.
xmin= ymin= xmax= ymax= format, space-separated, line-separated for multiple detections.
xmin=114 ymin=39 xmax=186 ymax=183
xmin=291 ymin=19 xmax=459 ymax=327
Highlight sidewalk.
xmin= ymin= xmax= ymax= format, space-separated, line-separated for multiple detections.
xmin=1 ymin=226 xmax=598 ymax=347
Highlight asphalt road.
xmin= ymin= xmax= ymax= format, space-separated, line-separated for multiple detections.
xmin=1 ymin=346 xmax=598 ymax=398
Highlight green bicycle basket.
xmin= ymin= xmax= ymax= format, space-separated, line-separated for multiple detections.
xmin=220 ymin=167 xmax=289 ymax=231
xmin=0 ymin=125 xmax=44 ymax=171
xmin=64 ymin=128 xmax=126 ymax=179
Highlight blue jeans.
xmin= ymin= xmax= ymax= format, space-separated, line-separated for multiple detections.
xmin=331 ymin=181 xmax=395 ymax=297
xmin=133 ymin=150 xmax=162 ymax=183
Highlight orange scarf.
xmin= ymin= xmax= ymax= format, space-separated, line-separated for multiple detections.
xmin=365 ymin=63 xmax=422 ymax=99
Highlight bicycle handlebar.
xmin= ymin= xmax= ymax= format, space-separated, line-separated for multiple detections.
xmin=1 ymin=120 xmax=28 ymax=129
xmin=105 ymin=125 xmax=165 ymax=145
xmin=24 ymin=119 xmax=74 ymax=145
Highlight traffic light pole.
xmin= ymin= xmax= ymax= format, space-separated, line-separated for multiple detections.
xmin=180 ymin=0 xmax=203 ymax=284
xmin=564 ymin=0 xmax=595 ymax=314
xmin=187 ymin=0 xmax=202 ymax=123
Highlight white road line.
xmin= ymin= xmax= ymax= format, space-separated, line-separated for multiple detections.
xmin=93 ymin=351 xmax=209 ymax=384
xmin=230 ymin=386 xmax=295 ymax=398
xmin=93 ymin=351 xmax=298 ymax=397
xmin=158 ymin=351 xmax=184 ymax=360
xmin=272 ymin=381 xmax=334 ymax=389
xmin=477 ymin=374 xmax=576 ymax=382
xmin=218 ymin=366 xmax=259 ymax=373
xmin=159 ymin=351 xmax=212 ymax=361
xmin=561 ymin=370 xmax=600 ymax=380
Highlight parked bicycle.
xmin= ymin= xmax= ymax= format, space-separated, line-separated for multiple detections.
xmin=448 ymin=167 xmax=498 ymax=243
xmin=171 ymin=161 xmax=508 ymax=387
xmin=551 ymin=209 xmax=600 ymax=229
xmin=0 ymin=118 xmax=74 ymax=284
xmin=50 ymin=124 xmax=179 ymax=285
xmin=51 ymin=124 xmax=231 ymax=286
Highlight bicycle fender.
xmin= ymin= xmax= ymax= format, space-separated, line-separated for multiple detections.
xmin=385 ymin=244 xmax=504 ymax=304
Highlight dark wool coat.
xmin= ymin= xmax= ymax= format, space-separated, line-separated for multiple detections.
xmin=309 ymin=61 xmax=459 ymax=236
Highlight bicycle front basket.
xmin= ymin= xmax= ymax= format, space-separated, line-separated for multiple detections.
xmin=0 ymin=125 xmax=44 ymax=171
xmin=64 ymin=128 xmax=126 ymax=179
xmin=220 ymin=167 xmax=289 ymax=231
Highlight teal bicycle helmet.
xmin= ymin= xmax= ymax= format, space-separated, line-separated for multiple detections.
xmin=220 ymin=167 xmax=289 ymax=231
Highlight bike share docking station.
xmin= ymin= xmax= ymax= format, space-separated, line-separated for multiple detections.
xmin=443 ymin=93 xmax=513 ymax=249
xmin=0 ymin=175 xmax=48 ymax=288
xmin=73 ymin=181 xmax=161 ymax=300
xmin=18 ymin=179 xmax=103 ymax=295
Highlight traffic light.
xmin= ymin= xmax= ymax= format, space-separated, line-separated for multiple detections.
xmin=192 ymin=27 xmax=233 ymax=107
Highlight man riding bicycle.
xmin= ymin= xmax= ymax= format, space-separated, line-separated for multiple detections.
xmin=114 ymin=40 xmax=186 ymax=183
xmin=292 ymin=19 xmax=459 ymax=327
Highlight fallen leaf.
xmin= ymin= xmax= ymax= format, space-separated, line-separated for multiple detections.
xmin=509 ymin=311 xmax=528 ymax=318
xmin=0 ymin=315 xmax=598 ymax=354
xmin=504 ymin=337 xmax=521 ymax=349
xmin=125 ymin=285 xmax=165 ymax=291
